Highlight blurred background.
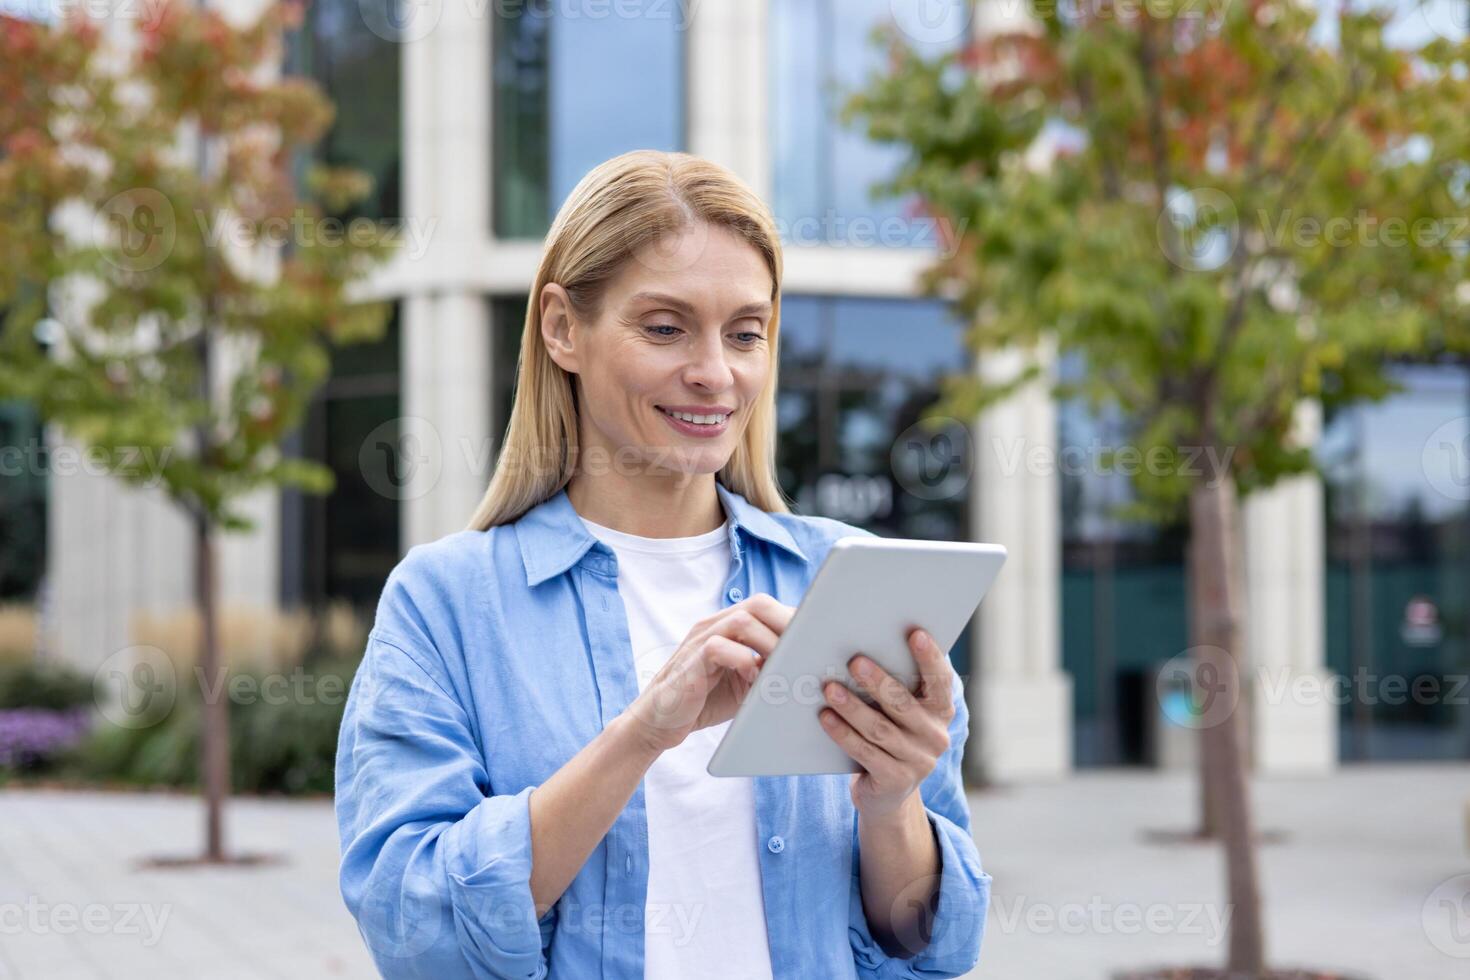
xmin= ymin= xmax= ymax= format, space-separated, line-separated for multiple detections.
xmin=1 ymin=0 xmax=1468 ymax=977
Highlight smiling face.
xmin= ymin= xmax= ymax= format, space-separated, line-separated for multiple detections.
xmin=540 ymin=221 xmax=776 ymax=484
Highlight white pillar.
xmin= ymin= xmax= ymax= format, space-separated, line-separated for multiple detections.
xmin=688 ymin=0 xmax=770 ymax=198
xmin=399 ymin=2 xmax=494 ymax=548
xmin=1243 ymin=401 xmax=1337 ymax=774
xmin=969 ymin=348 xmax=1073 ymax=781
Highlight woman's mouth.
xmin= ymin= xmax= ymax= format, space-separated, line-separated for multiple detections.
xmin=656 ymin=405 xmax=733 ymax=438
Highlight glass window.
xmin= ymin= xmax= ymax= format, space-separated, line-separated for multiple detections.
xmin=1057 ymin=352 xmax=1189 ymax=767
xmin=1320 ymin=361 xmax=1470 ymax=762
xmin=288 ymin=0 xmax=402 ymax=221
xmin=0 ymin=401 xmax=46 ymax=601
xmin=771 ymin=0 xmax=961 ymax=248
xmin=280 ymin=306 xmax=402 ymax=613
xmin=777 ymin=295 xmax=973 ymax=668
xmin=493 ymin=3 xmax=685 ymax=239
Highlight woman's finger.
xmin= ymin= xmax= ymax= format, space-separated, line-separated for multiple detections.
xmin=823 ymin=679 xmax=928 ymax=766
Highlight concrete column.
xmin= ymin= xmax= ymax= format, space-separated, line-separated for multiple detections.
xmin=968 ymin=347 xmax=1074 ymax=781
xmin=46 ymin=426 xmax=193 ymax=672
xmin=1243 ymin=401 xmax=1337 ymax=774
xmin=398 ymin=5 xmax=494 ymax=549
xmin=687 ymin=0 xmax=770 ymax=198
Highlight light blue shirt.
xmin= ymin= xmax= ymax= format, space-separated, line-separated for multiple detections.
xmin=334 ymin=481 xmax=992 ymax=979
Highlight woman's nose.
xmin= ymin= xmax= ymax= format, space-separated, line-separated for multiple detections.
xmin=683 ymin=338 xmax=735 ymax=391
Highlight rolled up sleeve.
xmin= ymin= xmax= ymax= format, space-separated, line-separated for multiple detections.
xmin=848 ymin=669 xmax=992 ymax=979
xmin=335 ymin=629 xmax=554 ymax=980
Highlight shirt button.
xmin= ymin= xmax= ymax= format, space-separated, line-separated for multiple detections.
xmin=766 ymin=835 xmax=784 ymax=854
xmin=727 ymin=586 xmax=744 ymax=602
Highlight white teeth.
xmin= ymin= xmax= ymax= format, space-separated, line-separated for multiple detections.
xmin=661 ymin=408 xmax=728 ymax=425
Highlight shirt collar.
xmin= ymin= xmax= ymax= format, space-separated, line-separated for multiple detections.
xmin=516 ymin=480 xmax=809 ymax=587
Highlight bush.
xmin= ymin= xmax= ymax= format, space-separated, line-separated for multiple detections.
xmin=0 ymin=658 xmax=94 ymax=711
xmin=61 ymin=657 xmax=359 ymax=795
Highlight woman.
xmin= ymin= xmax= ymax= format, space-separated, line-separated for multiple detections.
xmin=334 ymin=150 xmax=991 ymax=979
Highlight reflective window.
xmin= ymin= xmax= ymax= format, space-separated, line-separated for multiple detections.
xmin=1320 ymin=362 xmax=1470 ymax=761
xmin=771 ymin=0 xmax=961 ymax=248
xmin=1057 ymin=353 xmax=1188 ymax=767
xmin=778 ymin=295 xmax=973 ymax=669
xmin=493 ymin=4 xmax=685 ymax=239
xmin=0 ymin=401 xmax=46 ymax=601
xmin=280 ymin=306 xmax=401 ymax=613
xmin=287 ymin=0 xmax=402 ymax=221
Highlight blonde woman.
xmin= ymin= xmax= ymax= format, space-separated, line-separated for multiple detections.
xmin=334 ymin=150 xmax=991 ymax=979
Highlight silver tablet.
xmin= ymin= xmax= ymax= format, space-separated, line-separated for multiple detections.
xmin=706 ymin=535 xmax=1007 ymax=778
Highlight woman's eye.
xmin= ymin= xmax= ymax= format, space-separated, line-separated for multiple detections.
xmin=734 ymin=332 xmax=764 ymax=345
xmin=646 ymin=324 xmax=681 ymax=338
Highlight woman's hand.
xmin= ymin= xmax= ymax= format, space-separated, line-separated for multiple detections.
xmin=623 ymin=593 xmax=795 ymax=754
xmin=818 ymin=627 xmax=955 ymax=821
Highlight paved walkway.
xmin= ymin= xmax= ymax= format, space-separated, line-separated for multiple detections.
xmin=0 ymin=764 xmax=1464 ymax=978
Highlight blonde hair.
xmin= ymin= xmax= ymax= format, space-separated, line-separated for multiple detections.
xmin=467 ymin=150 xmax=791 ymax=531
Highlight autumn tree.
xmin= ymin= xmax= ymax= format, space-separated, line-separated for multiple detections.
xmin=0 ymin=2 xmax=393 ymax=862
xmin=847 ymin=0 xmax=1470 ymax=975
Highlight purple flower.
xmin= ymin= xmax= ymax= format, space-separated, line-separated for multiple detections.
xmin=0 ymin=707 xmax=93 ymax=769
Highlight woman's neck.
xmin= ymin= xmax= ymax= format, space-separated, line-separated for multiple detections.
xmin=565 ymin=471 xmax=726 ymax=538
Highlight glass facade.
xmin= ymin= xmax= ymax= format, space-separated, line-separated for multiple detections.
xmin=1320 ymin=362 xmax=1470 ymax=761
xmin=1057 ymin=355 xmax=1189 ymax=767
xmin=0 ymin=401 xmax=46 ymax=601
xmin=492 ymin=3 xmax=685 ymax=239
xmin=770 ymin=0 xmax=960 ymax=248
xmin=280 ymin=307 xmax=402 ymax=613
xmin=287 ymin=0 xmax=402 ymax=221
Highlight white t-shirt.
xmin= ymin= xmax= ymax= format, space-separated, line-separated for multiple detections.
xmin=578 ymin=514 xmax=775 ymax=980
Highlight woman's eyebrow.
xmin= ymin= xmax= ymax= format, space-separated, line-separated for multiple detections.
xmin=627 ymin=291 xmax=772 ymax=321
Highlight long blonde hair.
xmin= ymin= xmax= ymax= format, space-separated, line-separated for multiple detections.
xmin=466 ymin=150 xmax=792 ymax=531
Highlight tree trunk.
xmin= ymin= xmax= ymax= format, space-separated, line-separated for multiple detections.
xmin=1188 ymin=478 xmax=1265 ymax=975
xmin=195 ymin=511 xmax=230 ymax=862
xmin=1188 ymin=536 xmax=1221 ymax=840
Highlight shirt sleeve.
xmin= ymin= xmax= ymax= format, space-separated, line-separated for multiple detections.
xmin=847 ymin=667 xmax=992 ymax=979
xmin=335 ymin=628 xmax=556 ymax=980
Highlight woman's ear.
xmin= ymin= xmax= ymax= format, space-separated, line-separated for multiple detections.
xmin=539 ymin=283 xmax=581 ymax=374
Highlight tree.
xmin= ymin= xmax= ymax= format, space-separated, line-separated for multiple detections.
xmin=0 ymin=2 xmax=393 ymax=862
xmin=847 ymin=0 xmax=1470 ymax=975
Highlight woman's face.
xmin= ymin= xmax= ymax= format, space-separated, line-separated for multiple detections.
xmin=541 ymin=221 xmax=775 ymax=481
